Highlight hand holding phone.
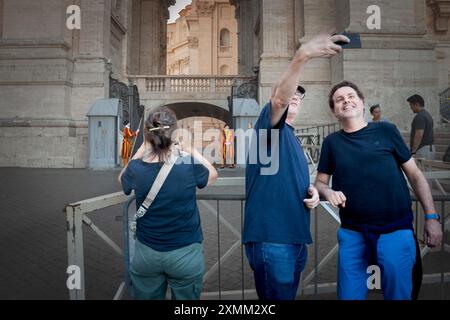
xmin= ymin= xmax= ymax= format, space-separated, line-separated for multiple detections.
xmin=333 ymin=32 xmax=361 ymax=49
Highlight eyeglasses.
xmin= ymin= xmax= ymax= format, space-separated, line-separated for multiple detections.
xmin=295 ymin=91 xmax=305 ymax=100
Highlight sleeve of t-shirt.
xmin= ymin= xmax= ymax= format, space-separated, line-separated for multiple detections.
xmin=255 ymin=102 xmax=288 ymax=130
xmin=317 ymin=137 xmax=334 ymax=175
xmin=414 ymin=113 xmax=426 ymax=130
xmin=388 ymin=123 xmax=412 ymax=164
xmin=120 ymin=161 xmax=136 ymax=195
xmin=193 ymin=157 xmax=209 ymax=189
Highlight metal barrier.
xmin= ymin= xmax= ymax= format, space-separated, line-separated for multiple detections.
xmin=66 ymin=179 xmax=449 ymax=300
xmin=295 ymin=123 xmax=342 ymax=172
xmin=304 ymin=196 xmax=450 ymax=299
xmin=65 ymin=191 xmax=128 ymax=300
xmin=296 ymin=122 xmax=342 ymax=148
xmin=64 ymin=177 xmax=244 ymax=300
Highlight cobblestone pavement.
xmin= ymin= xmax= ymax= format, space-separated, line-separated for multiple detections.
xmin=0 ymin=167 xmax=448 ymax=300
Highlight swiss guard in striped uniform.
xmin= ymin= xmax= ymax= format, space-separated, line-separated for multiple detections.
xmin=121 ymin=120 xmax=139 ymax=166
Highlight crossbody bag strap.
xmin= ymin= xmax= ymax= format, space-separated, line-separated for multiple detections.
xmin=130 ymin=152 xmax=178 ymax=238
xmin=136 ymin=153 xmax=177 ymax=218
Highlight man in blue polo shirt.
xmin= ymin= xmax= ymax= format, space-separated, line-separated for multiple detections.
xmin=243 ymin=32 xmax=350 ymax=300
xmin=314 ymin=80 xmax=443 ymax=300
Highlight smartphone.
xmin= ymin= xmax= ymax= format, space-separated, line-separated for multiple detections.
xmin=334 ymin=32 xmax=361 ymax=49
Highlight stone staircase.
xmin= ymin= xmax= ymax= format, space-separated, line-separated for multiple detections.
xmin=402 ymin=122 xmax=450 ymax=161
xmin=401 ymin=121 xmax=450 ymax=193
xmin=434 ymin=122 xmax=450 ymax=161
xmin=433 ymin=123 xmax=450 ymax=192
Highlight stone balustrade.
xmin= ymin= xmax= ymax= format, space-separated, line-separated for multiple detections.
xmin=128 ymin=75 xmax=253 ymax=95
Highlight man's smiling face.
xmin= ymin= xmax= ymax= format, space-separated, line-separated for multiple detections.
xmin=331 ymin=86 xmax=365 ymax=120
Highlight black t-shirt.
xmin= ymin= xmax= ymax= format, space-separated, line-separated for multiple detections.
xmin=410 ymin=109 xmax=434 ymax=150
xmin=318 ymin=122 xmax=413 ymax=225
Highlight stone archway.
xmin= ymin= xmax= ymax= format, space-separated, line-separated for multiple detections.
xmin=163 ymin=102 xmax=229 ymax=157
xmin=164 ymin=101 xmax=230 ymax=122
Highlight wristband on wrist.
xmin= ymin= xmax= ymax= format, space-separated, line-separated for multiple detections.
xmin=424 ymin=213 xmax=440 ymax=221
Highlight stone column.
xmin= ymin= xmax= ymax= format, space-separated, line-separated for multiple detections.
xmin=258 ymin=0 xmax=296 ymax=103
xmin=196 ymin=0 xmax=215 ymax=74
xmin=293 ymin=0 xmax=305 ymax=48
xmin=293 ymin=0 xmax=337 ymax=127
xmin=188 ymin=36 xmax=200 ymax=73
xmin=160 ymin=2 xmax=170 ymax=75
xmin=124 ymin=0 xmax=134 ymax=75
xmin=69 ymin=0 xmax=113 ymax=167
xmin=140 ymin=0 xmax=158 ymax=74
xmin=0 ymin=0 xmax=84 ymax=167
xmin=129 ymin=0 xmax=141 ymax=74
xmin=72 ymin=0 xmax=112 ymax=120
xmin=133 ymin=0 xmax=169 ymax=75
xmin=232 ymin=0 xmax=256 ymax=76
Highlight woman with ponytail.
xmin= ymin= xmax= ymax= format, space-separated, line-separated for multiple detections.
xmin=118 ymin=106 xmax=218 ymax=300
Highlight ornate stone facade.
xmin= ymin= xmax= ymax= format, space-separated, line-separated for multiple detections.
xmin=0 ymin=0 xmax=449 ymax=167
xmin=166 ymin=0 xmax=238 ymax=75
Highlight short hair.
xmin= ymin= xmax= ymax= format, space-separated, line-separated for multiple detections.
xmin=370 ymin=104 xmax=380 ymax=114
xmin=406 ymin=94 xmax=424 ymax=107
xmin=123 ymin=120 xmax=129 ymax=126
xmin=328 ymin=80 xmax=365 ymax=109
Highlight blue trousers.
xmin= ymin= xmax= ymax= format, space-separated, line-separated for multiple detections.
xmin=245 ymin=242 xmax=308 ymax=300
xmin=130 ymin=240 xmax=204 ymax=300
xmin=337 ymin=227 xmax=416 ymax=300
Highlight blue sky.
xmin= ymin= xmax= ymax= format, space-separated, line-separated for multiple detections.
xmin=168 ymin=0 xmax=192 ymax=23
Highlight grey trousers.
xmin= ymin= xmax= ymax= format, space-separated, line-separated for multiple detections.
xmin=416 ymin=145 xmax=435 ymax=160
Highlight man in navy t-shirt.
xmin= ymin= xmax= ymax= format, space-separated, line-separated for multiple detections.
xmin=315 ymin=80 xmax=442 ymax=300
xmin=243 ymin=32 xmax=350 ymax=300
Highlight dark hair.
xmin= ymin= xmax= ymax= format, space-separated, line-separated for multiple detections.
xmin=370 ymin=104 xmax=380 ymax=114
xmin=328 ymin=80 xmax=365 ymax=109
xmin=123 ymin=120 xmax=129 ymax=126
xmin=407 ymin=94 xmax=424 ymax=108
xmin=144 ymin=107 xmax=177 ymax=162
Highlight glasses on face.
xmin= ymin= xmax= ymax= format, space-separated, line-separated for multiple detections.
xmin=295 ymin=91 xmax=305 ymax=100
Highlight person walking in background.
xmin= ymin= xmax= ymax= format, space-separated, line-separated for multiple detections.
xmin=369 ymin=104 xmax=389 ymax=123
xmin=408 ymin=94 xmax=435 ymax=160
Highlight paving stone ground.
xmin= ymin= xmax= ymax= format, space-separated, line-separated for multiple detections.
xmin=0 ymin=167 xmax=448 ymax=300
